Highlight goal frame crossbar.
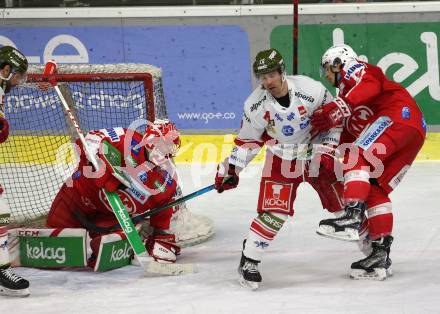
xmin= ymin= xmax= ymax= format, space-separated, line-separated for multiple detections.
xmin=27 ymin=72 xmax=156 ymax=122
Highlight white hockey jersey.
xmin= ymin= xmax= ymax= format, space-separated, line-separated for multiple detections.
xmin=229 ymin=75 xmax=341 ymax=168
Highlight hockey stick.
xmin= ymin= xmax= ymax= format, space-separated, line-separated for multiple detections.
xmin=44 ymin=61 xmax=195 ymax=275
xmin=74 ymin=183 xmax=216 ymax=234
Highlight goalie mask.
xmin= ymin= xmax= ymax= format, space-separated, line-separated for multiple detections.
xmin=0 ymin=46 xmax=28 ymax=88
xmin=143 ymin=119 xmax=181 ymax=164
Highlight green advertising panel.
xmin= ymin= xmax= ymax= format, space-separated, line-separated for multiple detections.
xmin=271 ymin=23 xmax=440 ymax=124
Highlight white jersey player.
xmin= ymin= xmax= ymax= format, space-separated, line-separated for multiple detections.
xmin=0 ymin=46 xmax=30 ymax=297
xmin=214 ymin=48 xmax=342 ymax=289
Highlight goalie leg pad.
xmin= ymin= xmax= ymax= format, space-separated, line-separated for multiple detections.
xmin=91 ymin=232 xmax=134 ymax=272
xmin=145 ymin=234 xmax=180 ymax=263
xmin=8 ymin=228 xmax=87 ymax=268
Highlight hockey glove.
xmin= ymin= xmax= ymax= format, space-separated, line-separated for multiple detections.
xmin=0 ymin=117 xmax=9 ymax=143
xmin=311 ymin=98 xmax=351 ymax=132
xmin=145 ymin=233 xmax=181 ymax=263
xmin=215 ymin=159 xmax=240 ymax=193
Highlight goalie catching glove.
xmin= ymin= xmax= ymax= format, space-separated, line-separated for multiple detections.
xmin=215 ymin=159 xmax=241 ymax=193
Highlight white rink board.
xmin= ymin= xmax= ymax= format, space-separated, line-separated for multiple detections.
xmin=2 ymin=162 xmax=440 ymax=314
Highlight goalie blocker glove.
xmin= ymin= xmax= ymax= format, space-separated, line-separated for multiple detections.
xmin=145 ymin=234 xmax=181 ymax=263
xmin=0 ymin=265 xmax=30 ymax=297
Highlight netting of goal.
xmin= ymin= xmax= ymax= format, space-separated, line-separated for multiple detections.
xmin=0 ymin=63 xmax=213 ymax=247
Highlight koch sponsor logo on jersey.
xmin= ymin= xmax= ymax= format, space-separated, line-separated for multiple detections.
xmin=126 ymin=186 xmax=148 ymax=204
xmin=250 ymin=96 xmax=266 ymax=112
xmin=294 ymin=91 xmax=315 ymax=103
xmin=105 ymin=128 xmax=120 ymax=142
xmin=286 ymin=112 xmax=295 ymax=121
xmin=282 ymin=125 xmax=294 ymax=136
xmin=344 ymin=63 xmax=364 ymax=80
xmin=356 ymin=116 xmax=393 ymax=150
xmin=300 ymin=119 xmax=311 ymax=130
xmin=274 ymin=113 xmax=283 ymax=122
xmin=262 ymin=181 xmax=293 ymax=213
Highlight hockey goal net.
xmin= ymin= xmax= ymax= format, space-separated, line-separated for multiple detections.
xmin=0 ymin=63 xmax=213 ymax=247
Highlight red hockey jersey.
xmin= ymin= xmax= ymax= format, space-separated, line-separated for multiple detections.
xmin=338 ymin=60 xmax=426 ymax=141
xmin=69 ymin=127 xmax=177 ymax=218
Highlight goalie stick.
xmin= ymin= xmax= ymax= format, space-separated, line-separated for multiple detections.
xmin=43 ymin=61 xmax=195 ymax=276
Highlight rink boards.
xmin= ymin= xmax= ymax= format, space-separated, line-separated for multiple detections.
xmin=0 ymin=132 xmax=438 ymax=165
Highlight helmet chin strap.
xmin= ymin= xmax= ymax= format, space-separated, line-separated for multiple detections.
xmin=331 ymin=66 xmax=341 ymax=87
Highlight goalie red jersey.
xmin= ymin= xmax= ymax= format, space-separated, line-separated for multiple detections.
xmin=47 ymin=125 xmax=181 ymax=264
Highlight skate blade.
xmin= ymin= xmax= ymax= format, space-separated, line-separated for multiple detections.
xmin=316 ymin=225 xmax=360 ymax=242
xmin=146 ymin=261 xmax=198 ymax=276
xmin=349 ymin=268 xmax=389 ymax=281
xmin=238 ymin=276 xmax=259 ymax=290
xmin=0 ymin=287 xmax=30 ymax=298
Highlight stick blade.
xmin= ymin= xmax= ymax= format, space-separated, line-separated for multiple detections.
xmin=146 ymin=261 xmax=198 ymax=276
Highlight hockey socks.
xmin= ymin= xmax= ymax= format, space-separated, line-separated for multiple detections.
xmin=239 ymin=212 xmax=287 ymax=289
xmin=244 ymin=212 xmax=287 ymax=261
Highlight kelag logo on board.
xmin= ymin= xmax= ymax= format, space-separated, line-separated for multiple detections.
xmin=1 ymin=25 xmax=251 ymax=130
xmin=271 ymin=22 xmax=440 ymax=124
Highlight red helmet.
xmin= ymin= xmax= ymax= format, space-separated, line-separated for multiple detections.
xmin=143 ymin=119 xmax=181 ymax=158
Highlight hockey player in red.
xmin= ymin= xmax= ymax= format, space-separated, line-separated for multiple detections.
xmin=311 ymin=44 xmax=426 ymax=280
xmin=46 ymin=120 xmax=182 ymax=267
xmin=0 ymin=46 xmax=30 ymax=297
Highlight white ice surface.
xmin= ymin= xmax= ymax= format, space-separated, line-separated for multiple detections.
xmin=2 ymin=162 xmax=440 ymax=314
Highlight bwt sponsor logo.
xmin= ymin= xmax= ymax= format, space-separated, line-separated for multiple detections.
xmin=176 ymin=112 xmax=236 ymax=124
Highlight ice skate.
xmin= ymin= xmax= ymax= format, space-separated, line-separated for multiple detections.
xmin=316 ymin=202 xmax=366 ymax=241
xmin=238 ymin=252 xmax=262 ymax=291
xmin=0 ymin=265 xmax=30 ymax=297
xmin=350 ymin=236 xmax=393 ymax=281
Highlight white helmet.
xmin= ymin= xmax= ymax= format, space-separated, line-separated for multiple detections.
xmin=321 ymin=44 xmax=358 ymax=68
